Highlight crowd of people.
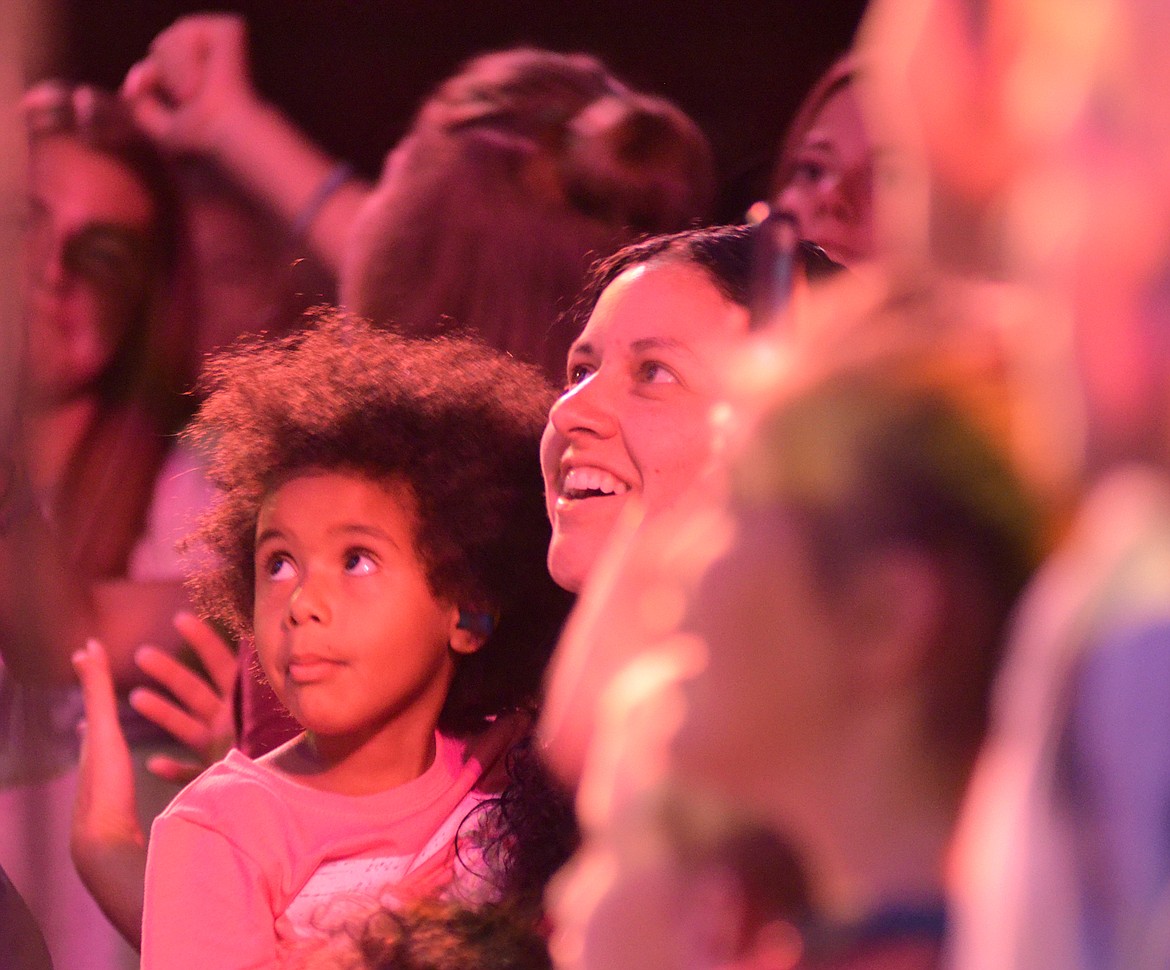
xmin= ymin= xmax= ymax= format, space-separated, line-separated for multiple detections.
xmin=2 ymin=1 xmax=1168 ymax=968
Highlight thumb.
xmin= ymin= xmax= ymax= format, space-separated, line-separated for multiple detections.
xmin=126 ymin=92 xmax=179 ymax=143
xmin=73 ymin=638 xmax=124 ymax=749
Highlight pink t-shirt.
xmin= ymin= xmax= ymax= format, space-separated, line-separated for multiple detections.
xmin=141 ymin=715 xmax=524 ymax=969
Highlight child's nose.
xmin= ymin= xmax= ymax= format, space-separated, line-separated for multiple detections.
xmin=287 ymin=579 xmax=330 ymax=626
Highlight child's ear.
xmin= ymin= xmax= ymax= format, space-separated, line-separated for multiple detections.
xmin=449 ymin=607 xmax=494 ymax=655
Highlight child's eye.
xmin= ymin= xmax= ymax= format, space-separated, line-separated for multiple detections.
xmin=637 ymin=360 xmax=678 ymax=385
xmin=344 ymin=549 xmax=378 ymax=576
xmin=265 ymin=554 xmax=296 ymax=581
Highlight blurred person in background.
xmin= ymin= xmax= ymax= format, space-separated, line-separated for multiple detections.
xmin=769 ymin=55 xmax=875 ymax=268
xmin=120 ymin=13 xmax=716 ymax=380
xmin=1 ymin=81 xmax=196 ymax=970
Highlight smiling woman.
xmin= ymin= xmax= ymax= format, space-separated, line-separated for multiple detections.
xmin=540 ymin=225 xmax=755 ymax=594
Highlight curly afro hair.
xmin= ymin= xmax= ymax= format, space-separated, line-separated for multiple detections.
xmin=185 ymin=311 xmax=575 ymax=734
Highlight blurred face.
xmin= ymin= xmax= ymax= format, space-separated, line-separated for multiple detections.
xmin=550 ymin=808 xmax=721 ymax=970
xmin=24 ymin=134 xmax=157 ymax=402
xmin=188 ymin=195 xmax=288 ymax=357
xmin=540 ymin=260 xmax=750 ymax=593
xmin=775 ymin=83 xmax=875 ymax=266
xmin=669 ymin=502 xmax=852 ymax=812
xmin=253 ymin=471 xmax=467 ymax=742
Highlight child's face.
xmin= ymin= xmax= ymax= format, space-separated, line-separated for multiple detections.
xmin=252 ymin=470 xmax=467 ymax=742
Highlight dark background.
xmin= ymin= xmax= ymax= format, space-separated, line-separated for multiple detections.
xmin=45 ymin=1 xmax=868 ymax=222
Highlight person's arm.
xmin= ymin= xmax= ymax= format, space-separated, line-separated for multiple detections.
xmin=70 ymin=638 xmax=148 ymax=949
xmin=71 ymin=618 xmax=241 ymax=949
xmin=121 ymin=12 xmax=370 ymax=276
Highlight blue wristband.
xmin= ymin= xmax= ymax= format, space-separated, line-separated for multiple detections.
xmin=291 ymin=161 xmax=354 ymax=240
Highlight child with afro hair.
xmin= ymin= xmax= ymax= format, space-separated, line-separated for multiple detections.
xmin=131 ymin=313 xmax=574 ymax=969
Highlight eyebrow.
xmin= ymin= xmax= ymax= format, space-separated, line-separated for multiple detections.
xmin=630 ymin=336 xmax=698 ymax=359
xmin=567 ymin=339 xmax=598 ymax=359
xmin=801 ymin=137 xmax=837 ymax=155
xmin=27 ymin=192 xmax=154 ymax=238
xmin=254 ymin=523 xmax=401 ymax=551
xmin=568 ymin=336 xmax=696 ymax=359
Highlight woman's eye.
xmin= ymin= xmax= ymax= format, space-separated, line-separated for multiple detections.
xmin=565 ymin=362 xmax=594 ymax=389
xmin=638 ymin=360 xmax=677 ymax=384
xmin=792 ymin=159 xmax=829 ymax=185
xmin=265 ymin=554 xmax=296 ymax=581
xmin=344 ymin=550 xmax=378 ymax=576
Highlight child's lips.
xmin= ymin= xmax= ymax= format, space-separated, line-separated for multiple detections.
xmin=287 ymin=654 xmax=343 ymax=684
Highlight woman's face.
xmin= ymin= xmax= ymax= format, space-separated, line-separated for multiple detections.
xmin=774 ymin=83 xmax=875 ymax=266
xmin=540 ymin=259 xmax=749 ymax=593
xmin=24 ymin=134 xmax=157 ymax=402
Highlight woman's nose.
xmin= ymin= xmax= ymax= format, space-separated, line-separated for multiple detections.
xmin=548 ymin=371 xmax=618 ymax=439
xmin=29 ymin=228 xmax=70 ymax=293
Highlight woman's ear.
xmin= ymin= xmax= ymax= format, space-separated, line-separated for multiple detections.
xmin=449 ymin=607 xmax=495 ymax=655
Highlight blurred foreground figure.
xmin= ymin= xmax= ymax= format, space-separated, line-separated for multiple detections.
xmin=856 ymin=0 xmax=1170 ymax=967
xmin=546 ymin=332 xmax=1045 ymax=969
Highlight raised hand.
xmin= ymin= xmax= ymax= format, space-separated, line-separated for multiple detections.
xmin=121 ymin=13 xmax=259 ymax=155
xmin=71 ymin=637 xmax=147 ymax=949
xmin=130 ymin=611 xmax=238 ymax=785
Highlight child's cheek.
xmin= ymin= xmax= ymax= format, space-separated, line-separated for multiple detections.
xmin=252 ymin=599 xmax=285 ymax=692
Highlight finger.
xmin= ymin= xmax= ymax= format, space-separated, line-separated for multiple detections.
xmin=125 ymin=91 xmax=177 ymax=142
xmin=135 ymin=644 xmax=224 ymax=721
xmin=128 ymin=687 xmax=210 ymax=752
xmin=148 ymin=19 xmax=214 ymax=104
xmin=72 ymin=641 xmax=140 ymax=838
xmin=173 ymin=611 xmax=238 ymax=692
xmin=121 ymin=59 xmax=159 ymax=101
xmin=203 ymin=14 xmax=250 ymax=76
xmin=73 ymin=639 xmax=124 ymax=749
xmin=21 ymin=79 xmax=70 ymax=115
xmin=144 ymin=753 xmax=204 ymax=787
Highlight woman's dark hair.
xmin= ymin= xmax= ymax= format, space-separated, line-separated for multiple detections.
xmin=562 ymin=224 xmax=847 ymax=359
xmin=457 ymin=735 xmax=579 ymax=915
xmin=344 ymin=47 xmax=716 ymax=382
xmin=341 ymin=898 xmax=552 ymax=970
xmin=570 ymin=223 xmax=757 ymax=333
xmin=185 ymin=312 xmax=574 ymax=733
